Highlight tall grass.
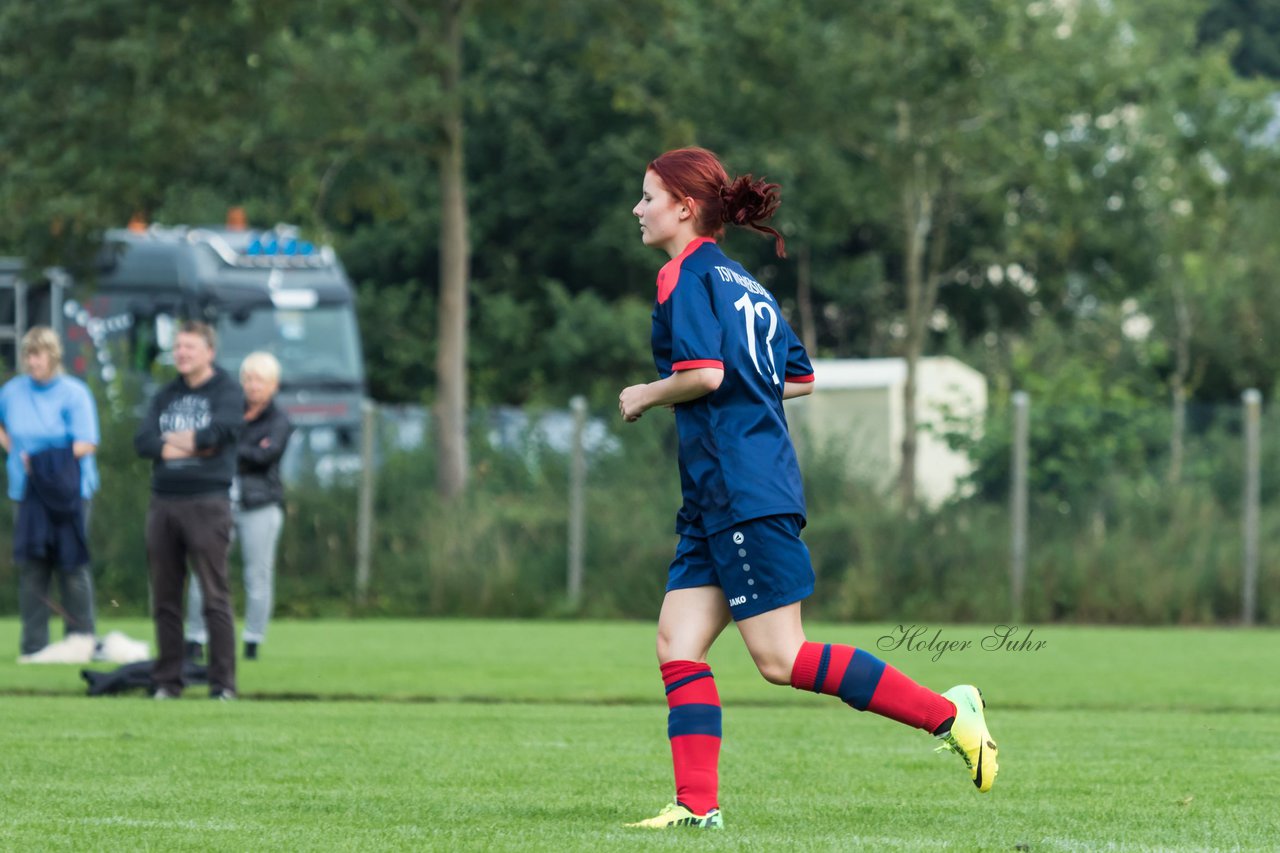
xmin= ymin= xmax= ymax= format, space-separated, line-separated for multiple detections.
xmin=0 ymin=397 xmax=1273 ymax=624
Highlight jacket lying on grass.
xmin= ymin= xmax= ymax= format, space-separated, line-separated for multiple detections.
xmin=81 ymin=660 xmax=209 ymax=696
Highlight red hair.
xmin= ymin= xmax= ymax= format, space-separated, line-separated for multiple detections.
xmin=648 ymin=147 xmax=787 ymax=258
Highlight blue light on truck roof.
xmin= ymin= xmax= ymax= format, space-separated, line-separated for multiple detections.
xmin=175 ymin=225 xmax=330 ymax=268
xmin=246 ymin=236 xmax=316 ymax=257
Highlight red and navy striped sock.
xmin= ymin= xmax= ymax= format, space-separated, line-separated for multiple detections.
xmin=790 ymin=641 xmax=956 ymax=734
xmin=661 ymin=660 xmax=721 ymax=815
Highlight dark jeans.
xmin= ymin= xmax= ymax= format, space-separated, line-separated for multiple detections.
xmin=18 ymin=561 xmax=96 ymax=655
xmin=17 ymin=500 xmax=95 ymax=655
xmin=146 ymin=494 xmax=235 ymax=696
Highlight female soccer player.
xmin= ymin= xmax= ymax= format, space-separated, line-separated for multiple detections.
xmin=619 ymin=147 xmax=998 ymax=830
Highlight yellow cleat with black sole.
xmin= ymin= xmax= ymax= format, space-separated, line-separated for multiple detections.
xmin=625 ymin=802 xmax=723 ymax=829
xmin=936 ymin=684 xmax=999 ymax=792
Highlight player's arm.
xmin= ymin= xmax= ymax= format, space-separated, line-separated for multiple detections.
xmin=624 ymin=269 xmax=723 ymax=422
xmin=781 ymin=322 xmax=815 ymax=400
xmin=783 ymin=378 xmax=814 ymax=400
xmin=619 ymin=367 xmax=724 ymax=423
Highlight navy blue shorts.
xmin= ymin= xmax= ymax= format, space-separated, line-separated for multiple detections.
xmin=666 ymin=514 xmax=815 ymax=621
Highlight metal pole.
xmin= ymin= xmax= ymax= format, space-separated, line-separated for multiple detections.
xmin=1011 ymin=391 xmax=1029 ymax=622
xmin=567 ymin=395 xmax=587 ymax=608
xmin=355 ymin=399 xmax=377 ymax=607
xmin=15 ymin=279 xmax=27 ymax=362
xmin=1242 ymin=389 xmax=1261 ymax=626
xmin=47 ymin=268 xmax=68 ymax=339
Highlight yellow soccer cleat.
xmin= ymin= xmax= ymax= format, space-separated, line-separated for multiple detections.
xmin=625 ymin=802 xmax=724 ymax=829
xmin=935 ymin=685 xmax=999 ymax=792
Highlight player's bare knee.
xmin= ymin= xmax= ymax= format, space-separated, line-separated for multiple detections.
xmin=655 ymin=627 xmax=683 ymax=663
xmin=755 ymin=656 xmax=792 ymax=685
xmin=655 ymin=631 xmax=672 ymax=663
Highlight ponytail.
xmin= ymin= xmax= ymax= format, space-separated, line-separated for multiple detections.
xmin=719 ymin=175 xmax=786 ymax=258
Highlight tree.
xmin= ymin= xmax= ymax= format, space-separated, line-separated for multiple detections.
xmin=7 ymin=0 xmax=1280 ymax=478
xmin=791 ymin=1 xmax=1077 ymax=506
xmin=386 ymin=0 xmax=472 ymax=498
xmin=0 ymin=1 xmax=290 ymax=264
xmin=434 ymin=1 xmax=471 ymax=498
xmin=1050 ymin=0 xmax=1280 ymax=481
xmin=1199 ymin=0 xmax=1280 ymax=78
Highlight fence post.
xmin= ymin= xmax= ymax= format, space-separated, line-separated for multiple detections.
xmin=1242 ymin=389 xmax=1261 ymax=626
xmin=1011 ymin=391 xmax=1029 ymax=622
xmin=355 ymin=399 xmax=377 ymax=607
xmin=567 ymin=396 xmax=588 ymax=608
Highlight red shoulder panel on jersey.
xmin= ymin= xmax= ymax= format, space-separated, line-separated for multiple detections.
xmin=672 ymin=359 xmax=725 ymax=372
xmin=656 ymin=237 xmax=717 ymax=305
xmin=785 ymin=373 xmax=816 ymax=383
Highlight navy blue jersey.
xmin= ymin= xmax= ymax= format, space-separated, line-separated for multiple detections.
xmin=651 ymin=238 xmax=815 ymax=536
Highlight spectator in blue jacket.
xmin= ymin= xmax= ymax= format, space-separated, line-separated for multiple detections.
xmin=0 ymin=327 xmax=100 ymax=656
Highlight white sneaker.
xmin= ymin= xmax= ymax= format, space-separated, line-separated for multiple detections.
xmin=18 ymin=633 xmax=96 ymax=664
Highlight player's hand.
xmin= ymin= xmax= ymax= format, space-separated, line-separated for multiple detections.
xmin=619 ymin=384 xmax=650 ymax=423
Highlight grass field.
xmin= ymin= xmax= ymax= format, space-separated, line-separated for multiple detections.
xmin=1 ymin=618 xmax=1277 ymax=851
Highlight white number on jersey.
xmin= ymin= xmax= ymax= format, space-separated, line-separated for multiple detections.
xmin=733 ymin=293 xmax=780 ymax=385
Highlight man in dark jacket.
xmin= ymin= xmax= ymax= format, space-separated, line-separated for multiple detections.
xmin=134 ymin=321 xmax=244 ymax=700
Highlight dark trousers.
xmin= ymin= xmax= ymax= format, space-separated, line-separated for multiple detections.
xmin=146 ymin=495 xmax=235 ymax=695
xmin=18 ymin=561 xmax=96 ymax=654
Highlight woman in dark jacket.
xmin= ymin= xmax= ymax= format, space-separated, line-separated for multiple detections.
xmin=186 ymin=352 xmax=293 ymax=660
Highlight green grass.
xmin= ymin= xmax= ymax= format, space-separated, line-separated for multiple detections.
xmin=1 ymin=618 xmax=1278 ymax=851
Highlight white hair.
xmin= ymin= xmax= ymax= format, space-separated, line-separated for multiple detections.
xmin=240 ymin=351 xmax=281 ymax=385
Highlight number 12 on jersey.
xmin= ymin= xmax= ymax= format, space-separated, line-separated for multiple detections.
xmin=734 ymin=293 xmax=780 ymax=385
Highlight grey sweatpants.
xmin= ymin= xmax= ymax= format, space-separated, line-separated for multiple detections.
xmin=186 ymin=503 xmax=284 ymax=645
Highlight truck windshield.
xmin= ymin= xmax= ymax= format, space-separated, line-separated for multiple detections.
xmin=216 ymin=305 xmax=363 ymax=384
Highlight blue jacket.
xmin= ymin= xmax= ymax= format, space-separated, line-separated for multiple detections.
xmin=14 ymin=446 xmax=90 ymax=571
